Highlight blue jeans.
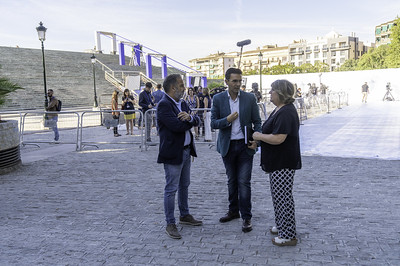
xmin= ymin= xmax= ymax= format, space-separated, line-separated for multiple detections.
xmin=222 ymin=139 xmax=253 ymax=220
xmin=163 ymin=147 xmax=191 ymax=224
xmin=51 ymin=116 xmax=59 ymax=141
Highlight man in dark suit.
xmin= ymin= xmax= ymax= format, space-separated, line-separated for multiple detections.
xmin=211 ymin=68 xmax=262 ymax=233
xmin=157 ymin=74 xmax=202 ymax=239
xmin=139 ymin=82 xmax=155 ymax=142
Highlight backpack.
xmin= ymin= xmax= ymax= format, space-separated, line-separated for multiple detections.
xmin=56 ymin=100 xmax=62 ymax=111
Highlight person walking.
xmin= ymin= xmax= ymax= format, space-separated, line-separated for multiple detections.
xmin=157 ymin=74 xmax=202 ymax=239
xmin=45 ymin=89 xmax=59 ymax=141
xmin=111 ymin=90 xmax=121 ymax=137
xmin=139 ymin=82 xmax=155 ymax=142
xmin=122 ymin=88 xmax=135 ymax=135
xmin=362 ymin=82 xmax=369 ymax=103
xmin=211 ymin=68 xmax=262 ymax=233
xmin=252 ymin=79 xmax=302 ymax=246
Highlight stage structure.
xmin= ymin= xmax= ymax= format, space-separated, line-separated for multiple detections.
xmin=94 ymin=31 xmax=205 ymax=86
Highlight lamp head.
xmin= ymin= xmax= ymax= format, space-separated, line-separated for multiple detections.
xmin=36 ymin=21 xmax=47 ymax=42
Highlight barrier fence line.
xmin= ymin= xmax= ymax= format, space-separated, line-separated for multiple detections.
xmin=20 ymin=111 xmax=80 ymax=150
xmin=0 ymin=92 xmax=347 ymax=152
xmin=79 ymin=109 xmax=144 ymax=151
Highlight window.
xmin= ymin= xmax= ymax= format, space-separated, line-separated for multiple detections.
xmin=323 ymin=59 xmax=327 ymax=64
xmin=306 ymin=54 xmax=311 ymax=59
xmin=314 ymin=52 xmax=319 ymax=58
xmin=331 ymin=58 xmax=336 ymax=64
xmin=330 ymin=43 xmax=336 ymax=48
xmin=314 ymin=45 xmax=319 ymax=50
xmin=323 ymin=52 xmax=327 ymax=58
xmin=298 ymin=54 xmax=303 ymax=60
xmin=340 ymin=58 xmax=345 ymax=63
xmin=340 ymin=51 xmax=346 ymax=56
xmin=291 ymin=55 xmax=296 ymax=61
xmin=331 ymin=51 xmax=336 ymax=56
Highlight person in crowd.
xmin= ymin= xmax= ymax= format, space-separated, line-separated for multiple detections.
xmin=252 ymin=79 xmax=302 ymax=247
xmin=211 ymin=68 xmax=261 ymax=233
xmin=185 ymin=87 xmax=200 ymax=140
xmin=152 ymin=84 xmax=165 ymax=105
xmin=152 ymin=83 xmax=165 ymax=133
xmin=250 ymin=82 xmax=262 ymax=103
xmin=45 ymin=89 xmax=59 ymax=141
xmin=241 ymin=85 xmax=246 ymax=91
xmin=139 ymin=82 xmax=155 ymax=142
xmin=197 ymin=87 xmax=205 ymax=137
xmin=203 ymin=87 xmax=212 ymax=142
xmin=157 ymin=74 xmax=202 ymax=239
xmin=362 ymin=82 xmax=369 ymax=103
xmin=111 ymin=90 xmax=121 ymax=137
xmin=122 ymin=88 xmax=136 ymax=135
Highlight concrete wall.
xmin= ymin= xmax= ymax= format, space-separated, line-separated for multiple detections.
xmin=245 ymin=68 xmax=400 ymax=104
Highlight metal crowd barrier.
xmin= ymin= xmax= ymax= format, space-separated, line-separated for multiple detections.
xmin=20 ymin=111 xmax=80 ymax=150
xmin=79 ymin=109 xmax=144 ymax=151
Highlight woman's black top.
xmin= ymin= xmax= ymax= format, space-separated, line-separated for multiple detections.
xmin=260 ymin=103 xmax=302 ymax=173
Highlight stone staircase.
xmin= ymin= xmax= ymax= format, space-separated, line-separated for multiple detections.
xmin=0 ymin=46 xmax=183 ymax=110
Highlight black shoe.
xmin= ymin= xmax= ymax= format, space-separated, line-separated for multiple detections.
xmin=242 ymin=219 xmax=253 ymax=233
xmin=165 ymin=224 xmax=181 ymax=239
xmin=179 ymin=214 xmax=203 ymax=226
xmin=219 ymin=211 xmax=240 ymax=223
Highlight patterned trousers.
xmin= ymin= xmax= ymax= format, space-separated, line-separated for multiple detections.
xmin=269 ymin=169 xmax=297 ymax=239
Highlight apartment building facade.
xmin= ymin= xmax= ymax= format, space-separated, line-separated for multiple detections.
xmin=189 ymin=45 xmax=288 ymax=78
xmin=375 ymin=19 xmax=396 ymax=47
xmin=288 ymin=31 xmax=368 ymax=71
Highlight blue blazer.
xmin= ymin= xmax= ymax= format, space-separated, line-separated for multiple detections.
xmin=211 ymin=91 xmax=262 ymax=157
xmin=157 ymin=95 xmax=200 ymax=164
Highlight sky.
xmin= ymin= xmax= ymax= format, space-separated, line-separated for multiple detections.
xmin=0 ymin=0 xmax=399 ymax=69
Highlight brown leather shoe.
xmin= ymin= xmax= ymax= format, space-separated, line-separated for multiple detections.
xmin=219 ymin=211 xmax=240 ymax=223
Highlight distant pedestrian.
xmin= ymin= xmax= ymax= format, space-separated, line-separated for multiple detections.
xmin=241 ymin=85 xmax=246 ymax=91
xmin=253 ymin=79 xmax=302 ymax=247
xmin=362 ymin=82 xmax=369 ymax=103
xmin=184 ymin=87 xmax=200 ymax=140
xmin=139 ymin=82 xmax=155 ymax=142
xmin=152 ymin=84 xmax=165 ymax=106
xmin=250 ymin=82 xmax=262 ymax=103
xmin=122 ymin=89 xmax=135 ymax=135
xmin=111 ymin=90 xmax=121 ymax=137
xmin=45 ymin=89 xmax=59 ymax=141
xmin=211 ymin=68 xmax=262 ymax=233
xmin=203 ymin=87 xmax=212 ymax=142
xmin=157 ymin=74 xmax=202 ymax=239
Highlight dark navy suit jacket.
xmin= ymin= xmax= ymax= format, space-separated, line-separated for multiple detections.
xmin=157 ymin=94 xmax=200 ymax=164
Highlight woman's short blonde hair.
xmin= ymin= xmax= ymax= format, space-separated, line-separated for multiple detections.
xmin=271 ymin=79 xmax=295 ymax=104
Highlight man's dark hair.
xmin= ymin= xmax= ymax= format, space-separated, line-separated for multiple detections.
xmin=145 ymin=82 xmax=153 ymax=88
xmin=225 ymin=68 xmax=242 ymax=80
xmin=156 ymin=84 xmax=162 ymax=89
xmin=163 ymin=74 xmax=181 ymax=93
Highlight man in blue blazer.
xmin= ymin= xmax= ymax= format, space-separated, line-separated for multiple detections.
xmin=157 ymin=74 xmax=202 ymax=239
xmin=211 ymin=68 xmax=262 ymax=233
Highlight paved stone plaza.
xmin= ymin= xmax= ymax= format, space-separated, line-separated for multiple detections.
xmin=1 ymin=102 xmax=399 ymax=265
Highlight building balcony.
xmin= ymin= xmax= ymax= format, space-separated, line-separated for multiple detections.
xmin=289 ymin=50 xmax=304 ymax=55
xmin=330 ymin=45 xmax=350 ymax=51
xmin=322 ymin=48 xmax=329 ymax=52
xmin=305 ymin=49 xmax=312 ymax=53
xmin=313 ymin=48 xmax=320 ymax=52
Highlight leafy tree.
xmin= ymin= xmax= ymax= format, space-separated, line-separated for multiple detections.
xmin=356 ymin=45 xmax=389 ymax=70
xmin=207 ymin=80 xmax=225 ymax=90
xmin=337 ymin=59 xmax=358 ymax=71
xmin=385 ymin=17 xmax=400 ymax=68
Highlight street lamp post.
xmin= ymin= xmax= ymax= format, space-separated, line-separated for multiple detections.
xmin=258 ymin=51 xmax=263 ymax=97
xmin=36 ymin=21 xmax=48 ymax=108
xmin=91 ymin=54 xmax=98 ymax=108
